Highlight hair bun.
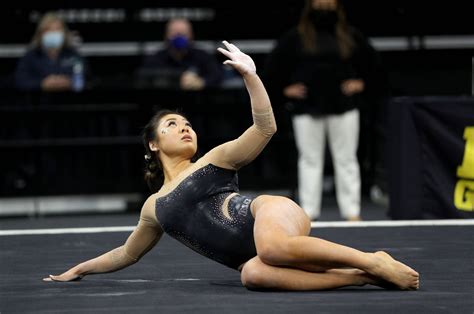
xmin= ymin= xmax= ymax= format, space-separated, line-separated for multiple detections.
xmin=147 ymin=161 xmax=157 ymax=172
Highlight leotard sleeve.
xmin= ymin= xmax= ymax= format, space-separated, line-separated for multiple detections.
xmin=121 ymin=195 xmax=163 ymax=263
xmin=205 ymin=74 xmax=277 ymax=170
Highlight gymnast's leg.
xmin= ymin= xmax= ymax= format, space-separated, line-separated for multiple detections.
xmin=241 ymin=256 xmax=379 ymax=290
xmin=242 ymin=195 xmax=419 ymax=290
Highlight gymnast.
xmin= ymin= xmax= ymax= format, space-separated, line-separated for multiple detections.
xmin=44 ymin=41 xmax=419 ymax=291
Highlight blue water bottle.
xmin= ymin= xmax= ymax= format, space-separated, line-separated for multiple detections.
xmin=72 ymin=61 xmax=84 ymax=92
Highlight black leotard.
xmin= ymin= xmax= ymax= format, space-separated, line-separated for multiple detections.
xmin=155 ymin=163 xmax=257 ymax=269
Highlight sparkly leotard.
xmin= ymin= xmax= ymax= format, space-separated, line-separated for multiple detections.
xmin=119 ymin=101 xmax=276 ymax=272
xmin=155 ymin=163 xmax=256 ymax=270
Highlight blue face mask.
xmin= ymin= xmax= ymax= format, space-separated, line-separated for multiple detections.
xmin=170 ymin=35 xmax=189 ymax=50
xmin=41 ymin=31 xmax=65 ymax=49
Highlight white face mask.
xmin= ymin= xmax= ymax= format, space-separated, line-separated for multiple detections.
xmin=41 ymin=31 xmax=65 ymax=49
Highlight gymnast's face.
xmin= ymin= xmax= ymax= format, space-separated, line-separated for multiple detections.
xmin=151 ymin=114 xmax=197 ymax=159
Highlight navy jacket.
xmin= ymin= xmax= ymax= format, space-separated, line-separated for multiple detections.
xmin=137 ymin=46 xmax=223 ymax=89
xmin=14 ymin=47 xmax=85 ymax=91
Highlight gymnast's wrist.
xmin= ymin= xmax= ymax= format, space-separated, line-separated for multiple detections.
xmin=74 ymin=262 xmax=91 ymax=276
xmin=242 ymin=71 xmax=258 ymax=79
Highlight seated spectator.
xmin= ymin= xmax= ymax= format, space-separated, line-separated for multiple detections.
xmin=14 ymin=12 xmax=87 ymax=92
xmin=136 ymin=17 xmax=222 ymax=90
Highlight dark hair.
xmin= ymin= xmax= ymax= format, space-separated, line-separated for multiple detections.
xmin=298 ymin=0 xmax=354 ymax=59
xmin=142 ymin=109 xmax=198 ymax=192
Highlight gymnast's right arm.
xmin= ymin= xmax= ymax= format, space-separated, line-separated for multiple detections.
xmin=43 ymin=195 xmax=163 ymax=282
xmin=207 ymin=41 xmax=277 ymax=170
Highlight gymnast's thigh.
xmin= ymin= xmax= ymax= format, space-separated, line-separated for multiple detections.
xmin=251 ymin=195 xmax=311 ymax=240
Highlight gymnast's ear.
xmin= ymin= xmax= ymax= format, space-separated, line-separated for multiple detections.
xmin=149 ymin=141 xmax=159 ymax=152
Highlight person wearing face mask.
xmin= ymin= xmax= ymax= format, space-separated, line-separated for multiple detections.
xmin=14 ymin=12 xmax=87 ymax=92
xmin=263 ymin=0 xmax=387 ymax=221
xmin=136 ymin=17 xmax=223 ymax=90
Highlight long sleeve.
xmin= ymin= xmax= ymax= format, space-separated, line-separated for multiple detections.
xmin=262 ymin=29 xmax=299 ymax=104
xmin=14 ymin=53 xmax=42 ymax=91
xmin=350 ymin=28 xmax=390 ymax=101
xmin=71 ymin=195 xmax=163 ymax=276
xmin=205 ymin=74 xmax=277 ymax=170
xmin=122 ymin=195 xmax=163 ymax=262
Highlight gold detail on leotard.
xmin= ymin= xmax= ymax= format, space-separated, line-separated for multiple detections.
xmin=221 ymin=192 xmax=238 ymax=220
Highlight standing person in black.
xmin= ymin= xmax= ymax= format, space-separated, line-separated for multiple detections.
xmin=14 ymin=12 xmax=86 ymax=92
xmin=264 ymin=0 xmax=383 ymax=221
xmin=137 ymin=17 xmax=223 ymax=90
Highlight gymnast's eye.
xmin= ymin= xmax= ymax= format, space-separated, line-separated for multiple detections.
xmin=167 ymin=121 xmax=177 ymax=127
xmin=185 ymin=122 xmax=192 ymax=128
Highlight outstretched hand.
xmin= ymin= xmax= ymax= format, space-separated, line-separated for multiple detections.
xmin=217 ymin=41 xmax=256 ymax=76
xmin=43 ymin=269 xmax=83 ymax=282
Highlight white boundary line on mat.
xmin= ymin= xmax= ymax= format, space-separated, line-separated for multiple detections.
xmin=310 ymin=219 xmax=474 ymax=228
xmin=0 ymin=226 xmax=135 ymax=236
xmin=0 ymin=219 xmax=473 ymax=236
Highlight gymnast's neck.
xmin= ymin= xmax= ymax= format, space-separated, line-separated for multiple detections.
xmin=161 ymin=156 xmax=193 ymax=184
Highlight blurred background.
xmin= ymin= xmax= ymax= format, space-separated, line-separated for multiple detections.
xmin=0 ymin=0 xmax=473 ymax=220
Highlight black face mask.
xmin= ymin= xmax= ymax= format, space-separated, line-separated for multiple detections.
xmin=309 ymin=9 xmax=338 ymax=30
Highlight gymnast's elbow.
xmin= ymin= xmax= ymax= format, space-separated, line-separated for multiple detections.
xmin=256 ymin=123 xmax=277 ymax=138
xmin=270 ymin=123 xmax=278 ymax=135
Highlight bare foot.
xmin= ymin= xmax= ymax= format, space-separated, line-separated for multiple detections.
xmin=367 ymin=251 xmax=420 ymax=290
xmin=326 ymin=268 xmax=368 ymax=286
xmin=363 ymin=272 xmax=400 ymax=290
xmin=329 ymin=268 xmax=398 ymax=289
xmin=375 ymin=251 xmax=396 ymax=262
xmin=373 ymin=251 xmax=418 ymax=289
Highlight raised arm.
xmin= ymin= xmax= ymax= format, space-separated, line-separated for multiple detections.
xmin=44 ymin=195 xmax=163 ymax=282
xmin=207 ymin=41 xmax=277 ymax=170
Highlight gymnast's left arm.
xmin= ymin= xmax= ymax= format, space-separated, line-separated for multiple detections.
xmin=207 ymin=41 xmax=277 ymax=170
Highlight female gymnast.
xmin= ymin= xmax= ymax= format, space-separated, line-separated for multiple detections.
xmin=44 ymin=41 xmax=419 ymax=291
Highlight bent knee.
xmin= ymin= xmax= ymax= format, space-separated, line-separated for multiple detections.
xmin=240 ymin=258 xmax=268 ymax=289
xmin=257 ymin=237 xmax=309 ymax=266
xmin=257 ymin=239 xmax=297 ymax=266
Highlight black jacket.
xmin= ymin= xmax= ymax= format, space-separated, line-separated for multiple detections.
xmin=263 ymin=27 xmax=386 ymax=116
xmin=137 ymin=45 xmax=223 ymax=89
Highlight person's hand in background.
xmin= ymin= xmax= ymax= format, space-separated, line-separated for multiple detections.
xmin=283 ymin=83 xmax=307 ymax=99
xmin=41 ymin=74 xmax=72 ymax=91
xmin=180 ymin=70 xmax=205 ymax=90
xmin=341 ymin=79 xmax=364 ymax=96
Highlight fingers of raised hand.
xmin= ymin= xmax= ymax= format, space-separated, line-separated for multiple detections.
xmin=219 ymin=40 xmax=243 ymax=60
xmin=222 ymin=40 xmax=239 ymax=52
xmin=223 ymin=60 xmax=236 ymax=66
xmin=217 ymin=47 xmax=233 ymax=60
